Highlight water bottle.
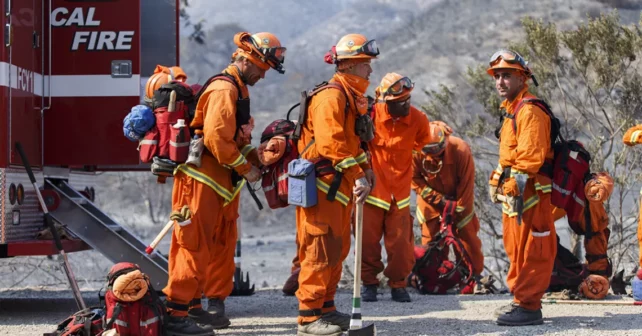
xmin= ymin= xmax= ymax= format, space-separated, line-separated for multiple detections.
xmin=632 ymin=272 xmax=642 ymax=301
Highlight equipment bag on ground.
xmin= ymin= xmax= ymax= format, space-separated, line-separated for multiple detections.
xmin=101 ymin=262 xmax=167 ymax=336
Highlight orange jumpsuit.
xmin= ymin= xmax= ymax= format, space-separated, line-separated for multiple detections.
xmin=163 ymin=65 xmax=257 ymax=316
xmin=411 ymin=135 xmax=485 ymax=275
xmin=295 ymin=73 xmax=371 ymax=324
xmin=623 ymin=125 xmax=642 ymax=268
xmin=496 ymin=85 xmax=556 ymax=311
xmin=361 ymin=103 xmax=431 ymax=288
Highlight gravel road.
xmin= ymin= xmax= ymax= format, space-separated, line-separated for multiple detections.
xmin=1 ymin=288 xmax=641 ymax=336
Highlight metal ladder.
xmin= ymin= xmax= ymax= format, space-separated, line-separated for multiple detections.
xmin=45 ymin=178 xmax=169 ymax=289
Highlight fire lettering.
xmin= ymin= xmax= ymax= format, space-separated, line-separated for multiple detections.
xmin=51 ymin=7 xmax=134 ymax=51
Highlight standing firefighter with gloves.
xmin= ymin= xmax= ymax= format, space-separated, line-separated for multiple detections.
xmin=487 ymin=49 xmax=556 ymax=326
xmin=161 ymin=32 xmax=286 ymax=335
xmin=411 ymin=121 xmax=485 ymax=294
xmin=293 ymin=33 xmax=377 ymax=336
xmin=360 ymin=73 xmax=432 ymax=303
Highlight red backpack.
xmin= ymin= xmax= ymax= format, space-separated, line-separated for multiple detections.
xmin=259 ymin=119 xmax=298 ymax=209
xmin=503 ymin=98 xmax=592 ymax=223
xmin=47 ymin=307 xmax=105 ymax=336
xmin=139 ymin=80 xmax=197 ymax=165
xmin=102 ymin=262 xmax=166 ymax=336
xmin=408 ymin=202 xmax=474 ymax=294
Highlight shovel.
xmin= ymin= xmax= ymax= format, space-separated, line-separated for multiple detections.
xmin=230 ymin=219 xmax=255 ymax=296
xmin=15 ymin=142 xmax=87 ymax=311
xmin=348 ymin=201 xmax=376 ymax=335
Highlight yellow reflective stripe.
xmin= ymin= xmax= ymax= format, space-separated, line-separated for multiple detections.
xmin=456 ymin=205 xmax=465 ymax=213
xmin=240 ymin=145 xmax=255 ymax=157
xmin=421 ymin=186 xmax=433 ymax=198
xmin=456 ymin=211 xmax=474 ymax=229
xmin=366 ymin=195 xmax=391 ymax=210
xmin=355 ymin=152 xmax=368 ymax=164
xmin=510 ymin=168 xmax=527 ymax=177
xmin=335 ymin=157 xmax=358 ymax=173
xmin=631 ymin=130 xmax=642 ymax=143
xmin=223 ymin=179 xmax=246 ymax=206
xmin=502 ymin=194 xmax=540 ymax=217
xmin=535 ymin=182 xmax=552 ymax=193
xmin=397 ymin=196 xmax=411 ymax=209
xmin=416 ymin=208 xmax=426 ymax=224
xmin=224 ymin=153 xmax=247 ymax=169
xmin=316 ymin=179 xmax=350 ymax=206
xmin=175 ymin=164 xmax=233 ymax=202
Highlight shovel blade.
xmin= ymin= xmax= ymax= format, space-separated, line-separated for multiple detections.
xmin=230 ymin=267 xmax=255 ymax=296
xmin=347 ymin=323 xmax=376 ymax=336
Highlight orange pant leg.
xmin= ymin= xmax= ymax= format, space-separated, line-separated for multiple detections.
xmin=361 ymin=203 xmax=385 ymax=286
xmin=295 ymin=189 xmax=352 ymax=324
xmin=203 ymin=196 xmax=239 ymax=300
xmin=382 ymin=203 xmax=415 ymax=288
xmin=163 ymin=173 xmax=221 ymax=316
xmin=456 ymin=214 xmax=485 ymax=275
xmin=585 ymin=227 xmax=610 ymax=276
xmin=503 ymin=190 xmax=556 ymax=311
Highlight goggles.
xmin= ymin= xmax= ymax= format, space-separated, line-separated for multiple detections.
xmin=384 ymin=76 xmax=414 ymax=96
xmin=251 ymin=38 xmax=287 ymax=73
xmin=489 ymin=49 xmax=529 ymax=70
xmin=337 ymin=39 xmax=380 ymax=57
xmin=422 ymin=140 xmax=446 ymax=156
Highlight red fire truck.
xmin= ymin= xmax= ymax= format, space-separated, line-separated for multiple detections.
xmin=0 ymin=0 xmax=179 ymax=289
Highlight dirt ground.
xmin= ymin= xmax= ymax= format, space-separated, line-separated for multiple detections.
xmin=1 ymin=288 xmax=641 ymax=336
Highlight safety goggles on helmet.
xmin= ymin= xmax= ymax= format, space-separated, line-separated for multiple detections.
xmin=337 ymin=39 xmax=380 ymax=57
xmin=251 ymin=38 xmax=287 ymax=72
xmin=422 ymin=141 xmax=446 ymax=156
xmin=384 ymin=76 xmax=414 ymax=96
xmin=489 ymin=49 xmax=528 ymax=70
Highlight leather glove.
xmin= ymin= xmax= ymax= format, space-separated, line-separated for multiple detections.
xmin=170 ymin=205 xmax=192 ymax=223
xmin=488 ymin=170 xmax=501 ymax=203
xmin=443 ymin=198 xmax=464 ymax=213
xmin=353 ymin=176 xmax=371 ymax=204
xmin=243 ymin=165 xmax=261 ymax=183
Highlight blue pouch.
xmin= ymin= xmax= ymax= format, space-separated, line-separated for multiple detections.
xmin=123 ymin=104 xmax=155 ymax=141
xmin=287 ymin=158 xmax=317 ymax=207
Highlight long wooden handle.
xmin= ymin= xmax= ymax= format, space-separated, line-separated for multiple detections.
xmin=145 ymin=219 xmax=175 ymax=254
xmin=542 ymin=299 xmax=642 ymax=305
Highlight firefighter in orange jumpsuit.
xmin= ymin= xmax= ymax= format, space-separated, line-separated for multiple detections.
xmin=623 ymin=125 xmax=642 ymax=269
xmin=411 ymin=122 xmax=485 ymax=294
xmin=161 ymin=31 xmax=286 ymax=335
xmin=293 ymin=33 xmax=377 ymax=336
xmin=551 ymin=172 xmax=614 ymax=279
xmin=359 ymin=73 xmax=431 ymax=303
xmin=487 ymin=49 xmax=556 ymax=326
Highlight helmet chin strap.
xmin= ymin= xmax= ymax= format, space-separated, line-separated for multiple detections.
xmin=423 ymin=157 xmax=443 ymax=177
xmin=232 ymin=64 xmax=249 ymax=84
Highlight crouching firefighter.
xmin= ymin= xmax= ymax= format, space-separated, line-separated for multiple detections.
xmin=550 ymin=172 xmax=614 ymax=297
xmin=410 ymin=121 xmax=485 ymax=294
xmin=161 ymin=31 xmax=286 ymax=335
xmin=487 ymin=49 xmax=556 ymax=326
xmin=359 ymin=72 xmax=432 ymax=303
xmin=292 ymin=33 xmax=377 ymax=336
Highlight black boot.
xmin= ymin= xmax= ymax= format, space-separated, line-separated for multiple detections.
xmin=493 ymin=301 xmax=518 ymax=318
xmin=361 ymin=285 xmax=378 ymax=302
xmin=282 ymin=268 xmax=300 ymax=296
xmin=188 ymin=307 xmax=231 ymax=330
xmin=391 ymin=287 xmax=411 ymax=302
xmin=206 ymin=298 xmax=226 ymax=317
xmin=165 ymin=315 xmax=216 ymax=336
xmin=496 ymin=306 xmax=543 ymax=326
